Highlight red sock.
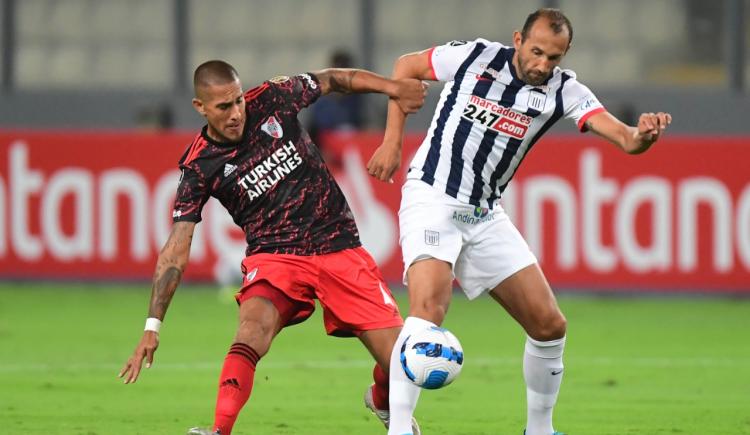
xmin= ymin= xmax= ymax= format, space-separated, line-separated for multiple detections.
xmin=213 ymin=343 xmax=260 ymax=435
xmin=371 ymin=363 xmax=389 ymax=410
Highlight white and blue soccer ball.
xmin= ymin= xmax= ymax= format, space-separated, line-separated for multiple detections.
xmin=400 ymin=326 xmax=464 ymax=389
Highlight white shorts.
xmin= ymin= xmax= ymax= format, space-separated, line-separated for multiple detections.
xmin=399 ymin=179 xmax=537 ymax=300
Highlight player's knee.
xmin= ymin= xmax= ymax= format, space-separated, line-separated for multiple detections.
xmin=410 ymin=300 xmax=449 ymax=325
xmin=236 ymin=318 xmax=276 ymax=356
xmin=528 ymin=312 xmax=567 ymax=341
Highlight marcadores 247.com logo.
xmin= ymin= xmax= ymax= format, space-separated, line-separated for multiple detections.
xmin=462 ymin=95 xmax=532 ymax=139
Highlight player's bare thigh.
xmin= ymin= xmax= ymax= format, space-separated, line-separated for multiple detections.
xmin=489 ymin=263 xmax=567 ymax=341
xmin=234 ymin=296 xmax=285 ymax=357
xmin=406 ymin=258 xmax=454 ymax=325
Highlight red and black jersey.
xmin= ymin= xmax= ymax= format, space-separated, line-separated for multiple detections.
xmin=172 ymin=73 xmax=361 ymax=256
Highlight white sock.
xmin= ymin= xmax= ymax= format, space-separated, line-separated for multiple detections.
xmin=388 ymin=316 xmax=434 ymax=435
xmin=523 ymin=335 xmax=566 ymax=435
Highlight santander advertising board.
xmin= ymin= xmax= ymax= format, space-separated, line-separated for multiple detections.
xmin=0 ymin=131 xmax=748 ymax=292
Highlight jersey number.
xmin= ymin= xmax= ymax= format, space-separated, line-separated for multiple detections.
xmin=463 ymin=103 xmax=500 ymax=128
xmin=462 ymin=101 xmax=530 ymax=139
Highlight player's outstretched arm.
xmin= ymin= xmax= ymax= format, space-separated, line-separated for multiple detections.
xmin=314 ymin=68 xmax=428 ymax=114
xmin=367 ymin=50 xmax=434 ymax=182
xmin=119 ymin=221 xmax=196 ymax=384
xmin=585 ymin=111 xmax=673 ymax=154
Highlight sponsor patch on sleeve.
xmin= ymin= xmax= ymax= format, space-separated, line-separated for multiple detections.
xmin=269 ymin=75 xmax=290 ymax=83
xmin=578 ymin=96 xmax=600 ymax=111
xmin=297 ymin=73 xmax=318 ymax=89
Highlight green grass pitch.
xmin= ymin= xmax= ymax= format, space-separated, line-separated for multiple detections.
xmin=1 ymin=283 xmax=749 ymax=434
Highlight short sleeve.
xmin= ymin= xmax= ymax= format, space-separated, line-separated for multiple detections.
xmin=430 ymin=39 xmax=485 ymax=82
xmin=172 ymin=165 xmax=210 ymax=223
xmin=267 ymin=73 xmax=322 ymax=113
xmin=562 ymin=78 xmax=606 ymax=132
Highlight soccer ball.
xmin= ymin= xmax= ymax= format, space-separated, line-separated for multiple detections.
xmin=400 ymin=326 xmax=464 ymax=389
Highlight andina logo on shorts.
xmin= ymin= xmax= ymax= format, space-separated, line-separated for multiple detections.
xmin=453 ymin=208 xmax=494 ymax=225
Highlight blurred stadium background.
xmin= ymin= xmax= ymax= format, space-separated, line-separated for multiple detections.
xmin=1 ymin=1 xmax=749 ymax=434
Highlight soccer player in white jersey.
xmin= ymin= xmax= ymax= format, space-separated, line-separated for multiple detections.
xmin=366 ymin=8 xmax=672 ymax=435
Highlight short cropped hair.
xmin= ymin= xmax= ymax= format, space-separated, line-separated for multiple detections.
xmin=521 ymin=8 xmax=573 ymax=45
xmin=193 ymin=60 xmax=240 ymax=97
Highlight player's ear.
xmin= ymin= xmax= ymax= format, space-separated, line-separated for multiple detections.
xmin=192 ymin=98 xmax=206 ymax=117
xmin=512 ymin=30 xmax=523 ymax=50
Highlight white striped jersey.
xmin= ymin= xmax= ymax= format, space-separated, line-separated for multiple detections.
xmin=408 ymin=38 xmax=606 ymax=208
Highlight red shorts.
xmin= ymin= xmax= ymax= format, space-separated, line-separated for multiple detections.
xmin=235 ymin=247 xmax=403 ymax=337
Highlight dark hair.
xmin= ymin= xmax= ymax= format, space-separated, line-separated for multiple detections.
xmin=193 ymin=60 xmax=240 ymax=94
xmin=521 ymin=8 xmax=573 ymax=45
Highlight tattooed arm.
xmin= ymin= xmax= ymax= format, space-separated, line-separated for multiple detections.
xmin=119 ymin=221 xmax=196 ymax=384
xmin=313 ymin=68 xmax=427 ymax=114
xmin=146 ymin=221 xmax=194 ymax=320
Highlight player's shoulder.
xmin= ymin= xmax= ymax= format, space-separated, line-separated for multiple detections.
xmin=557 ymin=67 xmax=578 ymax=81
xmin=551 ymin=67 xmax=600 ymax=109
xmin=552 ymin=67 xmax=589 ymax=90
xmin=263 ymin=73 xmax=318 ymax=88
xmin=178 ymin=129 xmax=233 ymax=172
xmin=432 ymin=38 xmax=504 ymax=64
xmin=244 ymin=82 xmax=271 ymax=103
xmin=259 ymin=73 xmax=320 ymax=101
xmin=179 ymin=131 xmax=210 ymax=166
xmin=245 ymin=75 xmax=296 ymax=111
xmin=264 ymin=74 xmax=294 ymax=90
xmin=437 ymin=37 xmax=501 ymax=50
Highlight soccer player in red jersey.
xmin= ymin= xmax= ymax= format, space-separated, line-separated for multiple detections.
xmin=119 ymin=60 xmax=428 ymax=435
